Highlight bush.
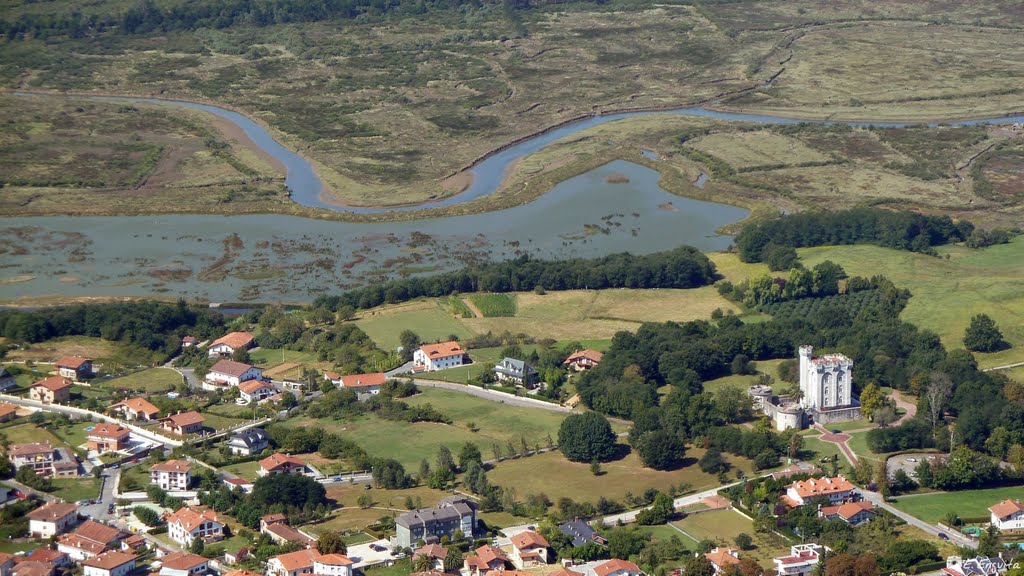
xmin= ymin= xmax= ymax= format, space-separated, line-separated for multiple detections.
xmin=133 ymin=506 xmax=161 ymax=526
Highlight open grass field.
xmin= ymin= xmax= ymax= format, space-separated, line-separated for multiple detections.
xmin=487 ymin=443 xmax=755 ymax=504
xmin=295 ymin=386 xmax=566 ymax=469
xmin=673 ymin=510 xmax=792 ymax=567
xmin=355 ymin=300 xmax=474 ymax=351
xmin=799 ymin=239 xmax=1024 ymax=368
xmin=689 ymin=131 xmax=831 ymax=169
xmin=467 ymin=293 xmax=517 ymax=317
xmin=4 ymin=336 xmax=117 ymax=363
xmin=51 ymin=477 xmax=101 ymax=502
xmin=1 ymin=422 xmax=68 ymax=448
xmin=249 ymin=348 xmax=319 ymax=366
xmin=890 ymin=486 xmax=1024 ymax=524
xmin=801 ymin=435 xmax=844 ymax=466
xmin=104 ymin=367 xmax=183 ymax=394
xmin=222 ymin=460 xmax=262 ymax=482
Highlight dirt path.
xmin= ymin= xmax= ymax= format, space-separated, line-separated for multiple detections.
xmin=462 ymin=298 xmax=484 ymax=318
xmin=890 ymin=390 xmax=918 ymax=426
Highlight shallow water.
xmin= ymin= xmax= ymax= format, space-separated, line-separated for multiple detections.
xmin=0 ymin=161 xmax=749 ymax=303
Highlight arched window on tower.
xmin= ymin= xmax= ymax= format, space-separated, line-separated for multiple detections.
xmin=837 ymin=372 xmax=845 ymax=404
xmin=822 ymin=373 xmax=832 ymax=407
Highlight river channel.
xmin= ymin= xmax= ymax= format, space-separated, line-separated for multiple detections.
xmin=4 ymin=94 xmax=1024 ymax=303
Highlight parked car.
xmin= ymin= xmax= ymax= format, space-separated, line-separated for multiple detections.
xmin=907 ymin=457 xmax=917 ymax=462
xmin=938 ymin=533 xmax=949 ymax=540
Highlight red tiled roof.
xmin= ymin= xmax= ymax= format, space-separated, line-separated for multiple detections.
xmin=239 ymin=380 xmax=273 ymax=394
xmin=705 ymin=548 xmax=741 ymax=568
xmin=210 ymin=360 xmax=256 ymax=378
xmin=339 ymin=373 xmax=386 ymax=389
xmin=13 ymin=561 xmax=56 ymax=576
xmin=113 ymin=397 xmax=159 ymax=417
xmin=419 ymin=341 xmax=465 ymax=359
xmin=0 ymin=403 xmax=18 ymax=418
xmin=65 ymin=520 xmax=122 ymax=547
xmin=473 ymin=545 xmax=508 ymax=565
xmin=317 ymin=554 xmax=353 ymax=566
xmin=270 ymin=549 xmax=319 ymax=572
xmin=564 ymin=349 xmax=604 ymax=364
xmin=223 ymin=571 xmax=262 ymax=576
xmin=989 ymin=499 xmax=1024 ymax=519
xmin=595 ymin=559 xmax=642 ymax=576
xmin=211 ymin=332 xmax=255 ymax=350
xmin=160 ymin=551 xmax=208 ymax=570
xmin=259 ymin=453 xmax=305 ymax=472
xmin=81 ymin=551 xmax=135 ymax=570
xmin=414 ymin=544 xmax=448 ymax=560
xmin=511 ymin=531 xmax=549 ymax=550
xmin=23 ymin=549 xmax=64 ymax=564
xmin=89 ymin=423 xmax=130 ymax=440
xmin=26 ymin=501 xmax=77 ymax=522
xmin=150 ymin=459 xmax=191 ymax=474
xmin=32 ymin=376 xmax=73 ymax=392
xmin=265 ymin=523 xmax=314 ymax=545
xmin=55 ymin=357 xmax=90 ymax=370
xmin=787 ymin=476 xmax=855 ymax=499
xmin=167 ymin=507 xmax=222 ymax=532
xmin=162 ymin=411 xmax=204 ymax=428
xmin=323 ymin=371 xmax=341 ymax=381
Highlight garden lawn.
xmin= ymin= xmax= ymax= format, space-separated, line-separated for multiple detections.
xmin=199 ymin=413 xmax=249 ymax=433
xmin=248 ymin=348 xmax=318 ymax=366
xmin=635 ymin=523 xmax=691 ymax=543
xmin=845 ymin=431 xmax=883 ymax=463
xmin=801 ymin=436 xmax=844 ymax=466
xmin=2 ymin=422 xmax=67 ymax=448
xmin=355 ymin=300 xmax=473 ymax=351
xmin=673 ymin=510 xmax=792 ymax=568
xmin=223 ymin=460 xmax=262 ymax=481
xmin=294 ymin=387 xmax=566 ymax=469
xmin=890 ymin=486 xmax=1024 ymax=524
xmin=104 ymin=367 xmax=183 ymax=394
xmin=487 ymin=443 xmax=755 ymax=504
xmin=51 ymin=477 xmax=101 ymax=502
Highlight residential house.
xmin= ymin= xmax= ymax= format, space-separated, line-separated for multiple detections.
xmin=208 ymin=332 xmax=256 ymax=358
xmin=258 ymin=453 xmax=310 ymax=477
xmin=260 ymin=515 xmax=314 ymax=548
xmin=0 ymin=402 xmax=18 ymax=423
xmin=705 ymin=548 xmax=741 ymax=574
xmin=111 ymin=397 xmax=160 ymax=421
xmin=818 ymin=502 xmax=875 ymax=526
xmin=150 ymin=460 xmax=192 ymax=492
xmin=55 ymin=357 xmax=92 ymax=380
xmin=119 ymin=534 xmax=147 ymax=553
xmin=322 ymin=372 xmax=342 ymax=387
xmin=26 ymin=502 xmax=78 ymax=538
xmin=160 ymin=412 xmax=205 ymax=436
xmin=9 ymin=443 xmax=55 ymax=476
xmin=563 ymin=350 xmax=603 ymax=372
xmin=206 ymin=360 xmax=263 ymax=388
xmin=239 ymin=380 xmax=277 ymax=403
xmin=989 ymin=499 xmax=1024 ymax=531
xmin=396 ymin=496 xmax=478 ymax=548
xmin=22 ymin=549 xmax=70 ymax=568
xmin=783 ymin=476 xmax=856 ymax=507
xmin=510 ymin=531 xmax=549 ymax=568
xmin=943 ymin=556 xmax=1009 ymax=576
xmin=413 ymin=544 xmax=448 ymax=571
xmin=166 ymin=507 xmax=225 ymax=546
xmin=223 ymin=478 xmax=254 ymax=493
xmin=81 ymin=551 xmax=135 ymax=576
xmin=227 ymin=428 xmax=269 ymax=456
xmin=0 ymin=554 xmax=12 ymax=576
xmin=267 ymin=549 xmax=353 ymax=576
xmin=29 ymin=377 xmax=73 ymax=404
xmin=57 ymin=520 xmax=124 ymax=560
xmin=159 ymin=552 xmax=209 ymax=576
xmin=413 ymin=342 xmax=466 ymax=372
xmin=338 ymin=373 xmax=386 ymax=395
xmin=593 ymin=559 xmax=643 ymax=576
xmin=463 ymin=545 xmax=510 ymax=576
xmin=11 ymin=562 xmax=55 ymax=576
xmin=773 ymin=544 xmax=829 ymax=576
xmin=86 ymin=424 xmax=130 ymax=453
xmin=558 ymin=519 xmax=607 ymax=548
xmin=0 ymin=367 xmax=15 ymax=391
xmin=493 ymin=358 xmax=539 ymax=388
xmin=182 ymin=337 xmax=198 ymax=348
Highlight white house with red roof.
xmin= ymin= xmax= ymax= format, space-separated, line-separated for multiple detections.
xmin=258 ymin=453 xmax=310 ymax=476
xmin=818 ymin=501 xmax=874 ymax=525
xmin=26 ymin=501 xmax=79 ymax=538
xmin=784 ymin=476 xmax=855 ymax=507
xmin=773 ymin=544 xmax=828 ymax=576
xmin=338 ymin=373 xmax=386 ymax=395
xmin=55 ymin=357 xmax=93 ymax=380
xmin=57 ymin=520 xmax=125 ymax=560
xmin=158 ymin=551 xmax=209 ymax=576
xmin=323 ymin=371 xmax=343 ymax=386
xmin=206 ymin=360 xmax=263 ymax=388
xmin=510 ymin=531 xmax=550 ymax=568
xmin=463 ymin=545 xmax=510 ymax=576
xmin=166 ymin=507 xmax=225 ymax=546
xmin=413 ymin=544 xmax=448 ymax=571
xmin=111 ymin=397 xmax=160 ymax=421
xmin=413 ymin=341 xmax=466 ymax=371
xmin=86 ymin=424 xmax=130 ymax=453
xmin=160 ymin=412 xmax=205 ymax=435
xmin=30 ymin=377 xmax=73 ymax=404
xmin=267 ymin=549 xmax=353 ymax=576
xmin=705 ymin=548 xmax=741 ymax=574
xmin=150 ymin=459 xmax=192 ymax=491
xmin=81 ymin=550 xmax=135 ymax=576
xmin=239 ymin=380 xmax=277 ymax=403
xmin=593 ymin=559 xmax=643 ymax=576
xmin=989 ymin=499 xmax=1024 ymax=531
xmin=563 ymin=349 xmax=604 ymax=372
xmin=208 ymin=332 xmax=256 ymax=358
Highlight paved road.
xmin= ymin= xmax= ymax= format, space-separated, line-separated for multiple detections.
xmin=408 ymin=379 xmax=573 ymax=413
xmin=600 ymin=480 xmax=742 ymax=526
xmin=80 ymin=467 xmax=121 ymax=521
xmin=858 ymin=489 xmax=977 ymax=549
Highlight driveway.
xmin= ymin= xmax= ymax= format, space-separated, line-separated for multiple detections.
xmin=858 ymin=489 xmax=976 ymax=549
xmin=80 ymin=466 xmax=121 ymax=522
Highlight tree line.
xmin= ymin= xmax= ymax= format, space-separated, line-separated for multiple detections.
xmin=735 ymin=208 xmax=973 ymax=263
xmin=313 ymin=246 xmax=718 ymax=311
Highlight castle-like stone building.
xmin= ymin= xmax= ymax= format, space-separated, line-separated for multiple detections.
xmin=750 ymin=345 xmax=861 ymax=430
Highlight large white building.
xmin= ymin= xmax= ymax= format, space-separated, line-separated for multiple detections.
xmin=990 ymin=499 xmax=1024 ymax=531
xmin=413 ymin=341 xmax=466 ymax=371
xmin=82 ymin=551 xmax=136 ymax=576
xmin=26 ymin=502 xmax=79 ymax=538
xmin=206 ymin=360 xmax=263 ymax=388
xmin=784 ymin=476 xmax=856 ymax=507
xmin=166 ymin=507 xmax=225 ymax=547
xmin=267 ymin=549 xmax=353 ymax=576
xmin=799 ymin=346 xmax=854 ymax=412
xmin=774 ymin=544 xmax=829 ymax=576
xmin=150 ymin=460 xmax=192 ymax=492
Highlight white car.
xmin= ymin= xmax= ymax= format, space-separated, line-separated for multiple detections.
xmin=907 ymin=457 xmax=917 ymax=462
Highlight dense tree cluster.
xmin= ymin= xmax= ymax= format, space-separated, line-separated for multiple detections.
xmin=0 ymin=300 xmax=226 ymax=362
xmin=558 ymin=412 xmax=617 ymax=463
xmin=314 ymin=247 xmax=718 ymax=311
xmin=735 ymin=208 xmax=972 ymax=263
xmin=963 ymin=313 xmax=1007 ymax=352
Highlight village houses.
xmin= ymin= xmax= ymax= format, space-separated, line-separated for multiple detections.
xmin=260 ymin=514 xmax=315 ymax=548
xmin=338 ymin=372 xmax=386 ymax=395
xmin=0 ymin=367 xmax=15 ymax=391
xmin=158 ymin=552 xmax=209 ymax=576
xmin=86 ymin=423 xmax=130 ymax=454
xmin=593 ymin=559 xmax=643 ymax=576
xmin=705 ymin=548 xmax=741 ymax=574
xmin=413 ymin=545 xmax=448 ymax=572
xmin=0 ymin=402 xmax=19 ymax=423
xmin=267 ymin=549 xmax=353 ymax=576
xmin=26 ymin=502 xmax=79 ymax=538
xmin=239 ymin=380 xmax=277 ymax=403
xmin=563 ymin=349 xmax=603 ymax=371
xmin=150 ymin=459 xmax=192 ymax=492
xmin=258 ymin=453 xmax=311 ymax=476
xmin=413 ymin=341 xmax=466 ymax=372
xmin=29 ymin=377 xmax=73 ymax=404
xmin=55 ymin=357 xmax=93 ymax=381
xmin=206 ymin=360 xmax=263 ymax=388
xmin=81 ymin=551 xmax=135 ymax=576
xmin=166 ymin=507 xmax=225 ymax=547
xmin=989 ymin=499 xmax=1024 ymax=531
xmin=773 ymin=544 xmax=829 ymax=576
xmin=783 ymin=476 xmax=856 ymax=507
xmin=463 ymin=545 xmax=510 ymax=576
xmin=8 ymin=443 xmax=79 ymax=478
xmin=208 ymin=332 xmax=256 ymax=358
xmin=817 ymin=501 xmax=875 ymax=525
xmin=57 ymin=520 xmax=125 ymax=561
xmin=110 ymin=397 xmax=160 ymax=421
xmin=227 ymin=428 xmax=269 ymax=456
xmin=160 ymin=412 xmax=205 ymax=436
xmin=510 ymin=531 xmax=550 ymax=568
